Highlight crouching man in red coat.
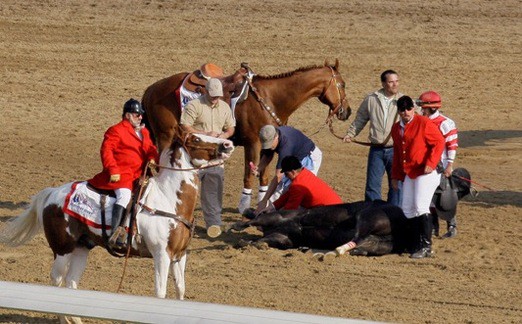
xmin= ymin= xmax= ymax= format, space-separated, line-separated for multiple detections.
xmin=88 ymin=98 xmax=158 ymax=246
xmin=258 ymin=155 xmax=342 ymax=214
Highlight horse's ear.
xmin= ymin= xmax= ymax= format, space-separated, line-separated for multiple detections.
xmin=324 ymin=59 xmax=330 ymax=67
xmin=334 ymin=58 xmax=340 ymax=70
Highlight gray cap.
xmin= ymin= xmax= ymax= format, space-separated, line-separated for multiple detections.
xmin=259 ymin=125 xmax=277 ymax=149
xmin=206 ymin=78 xmax=224 ymax=97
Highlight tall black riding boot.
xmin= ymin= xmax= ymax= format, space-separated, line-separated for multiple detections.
xmin=431 ymin=211 xmax=440 ymax=237
xmin=410 ymin=213 xmax=433 ymax=259
xmin=109 ymin=204 xmax=126 ymax=247
xmin=408 ymin=216 xmax=422 ymax=254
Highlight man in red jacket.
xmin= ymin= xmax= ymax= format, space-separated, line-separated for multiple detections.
xmin=88 ymin=98 xmax=158 ymax=245
xmin=257 ymin=156 xmax=342 ymax=214
xmin=391 ymin=96 xmax=444 ymax=258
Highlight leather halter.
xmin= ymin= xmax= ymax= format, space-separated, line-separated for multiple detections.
xmin=322 ymin=66 xmax=347 ymax=121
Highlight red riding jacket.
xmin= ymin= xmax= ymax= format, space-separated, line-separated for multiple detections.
xmin=391 ymin=115 xmax=445 ymax=181
xmin=273 ymin=168 xmax=342 ymax=210
xmin=88 ymin=119 xmax=158 ymax=190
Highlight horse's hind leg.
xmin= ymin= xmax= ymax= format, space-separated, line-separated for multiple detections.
xmin=65 ymin=247 xmax=89 ymax=289
xmin=51 ymin=254 xmax=71 ymax=287
xmin=171 ymin=252 xmax=187 ymax=300
xmin=52 ymin=249 xmax=88 ymax=324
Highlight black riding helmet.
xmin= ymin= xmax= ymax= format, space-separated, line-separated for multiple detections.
xmin=123 ymin=98 xmax=145 ymax=115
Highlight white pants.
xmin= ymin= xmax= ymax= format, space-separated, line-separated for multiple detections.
xmin=114 ymin=188 xmax=132 ymax=208
xmin=401 ymin=170 xmax=440 ymax=218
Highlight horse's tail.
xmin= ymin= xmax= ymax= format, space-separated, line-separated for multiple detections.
xmin=0 ymin=187 xmax=53 ymax=247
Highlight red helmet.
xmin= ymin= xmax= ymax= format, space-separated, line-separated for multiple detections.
xmin=418 ymin=91 xmax=442 ymax=109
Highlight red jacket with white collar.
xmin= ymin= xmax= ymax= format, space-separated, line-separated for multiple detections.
xmin=391 ymin=114 xmax=444 ymax=181
xmin=88 ymin=119 xmax=158 ymax=190
xmin=273 ymin=168 xmax=342 ymax=210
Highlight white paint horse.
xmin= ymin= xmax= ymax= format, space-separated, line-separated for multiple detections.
xmin=0 ymin=132 xmax=234 ymax=322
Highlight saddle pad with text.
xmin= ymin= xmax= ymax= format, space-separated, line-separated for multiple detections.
xmin=63 ymin=181 xmax=115 ymax=229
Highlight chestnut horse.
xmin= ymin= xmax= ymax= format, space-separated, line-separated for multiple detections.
xmin=142 ymin=60 xmax=351 ymax=212
xmin=0 ymin=132 xmax=233 ymax=323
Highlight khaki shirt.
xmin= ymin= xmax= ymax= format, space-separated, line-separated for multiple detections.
xmin=346 ymin=89 xmax=403 ymax=146
xmin=180 ymin=96 xmax=236 ymax=132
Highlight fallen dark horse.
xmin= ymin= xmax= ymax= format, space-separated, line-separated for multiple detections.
xmin=232 ymin=168 xmax=472 ymax=257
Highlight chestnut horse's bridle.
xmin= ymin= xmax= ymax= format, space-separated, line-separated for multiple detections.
xmin=322 ymin=66 xmax=348 ymax=122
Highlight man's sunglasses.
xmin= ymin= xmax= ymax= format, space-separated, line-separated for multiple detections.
xmin=398 ymin=106 xmax=414 ymax=112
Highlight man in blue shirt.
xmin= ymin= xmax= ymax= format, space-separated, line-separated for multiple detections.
xmin=252 ymin=125 xmax=322 ymax=215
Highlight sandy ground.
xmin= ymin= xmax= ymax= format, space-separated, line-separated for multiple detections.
xmin=0 ymin=1 xmax=521 ymax=323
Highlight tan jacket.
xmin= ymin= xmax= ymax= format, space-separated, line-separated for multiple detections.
xmin=346 ymin=89 xmax=403 ymax=146
xmin=180 ymin=96 xmax=236 ymax=132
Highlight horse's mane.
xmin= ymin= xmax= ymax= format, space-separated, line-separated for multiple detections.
xmin=254 ymin=63 xmax=334 ymax=80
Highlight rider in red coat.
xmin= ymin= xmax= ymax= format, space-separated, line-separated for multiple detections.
xmin=88 ymin=99 xmax=158 ymax=245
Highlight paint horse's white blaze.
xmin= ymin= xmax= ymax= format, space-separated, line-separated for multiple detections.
xmin=0 ymin=132 xmax=234 ymax=324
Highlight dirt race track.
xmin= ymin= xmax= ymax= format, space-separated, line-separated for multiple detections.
xmin=1 ymin=1 xmax=521 ymax=323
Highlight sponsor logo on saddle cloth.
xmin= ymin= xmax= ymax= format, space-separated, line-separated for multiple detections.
xmin=63 ymin=181 xmax=116 ymax=229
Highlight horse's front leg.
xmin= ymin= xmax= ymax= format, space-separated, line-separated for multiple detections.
xmin=257 ymin=151 xmax=273 ymax=203
xmin=238 ymin=141 xmax=261 ymax=214
xmin=153 ymin=250 xmax=171 ymax=298
xmin=170 ymin=252 xmax=187 ymax=300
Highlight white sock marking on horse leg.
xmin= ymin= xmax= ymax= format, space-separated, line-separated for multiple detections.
xmin=335 ymin=241 xmax=356 ymax=255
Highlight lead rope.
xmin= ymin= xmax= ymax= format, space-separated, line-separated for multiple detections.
xmin=116 ymin=160 xmax=151 ymax=293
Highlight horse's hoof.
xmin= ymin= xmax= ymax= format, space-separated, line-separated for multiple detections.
xmin=323 ymin=251 xmax=338 ymax=261
xmin=312 ymin=252 xmax=325 ymax=261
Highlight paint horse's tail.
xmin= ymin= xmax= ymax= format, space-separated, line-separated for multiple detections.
xmin=0 ymin=188 xmax=53 ymax=247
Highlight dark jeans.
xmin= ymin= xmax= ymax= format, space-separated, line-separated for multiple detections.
xmin=365 ymin=146 xmax=401 ymax=206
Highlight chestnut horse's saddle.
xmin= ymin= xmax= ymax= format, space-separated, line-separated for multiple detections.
xmin=180 ymin=62 xmax=254 ymax=109
xmin=182 ymin=63 xmax=225 ymax=94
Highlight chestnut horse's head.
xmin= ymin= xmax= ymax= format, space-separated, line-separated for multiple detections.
xmin=170 ymin=131 xmax=234 ymax=168
xmin=319 ymin=59 xmax=351 ymax=121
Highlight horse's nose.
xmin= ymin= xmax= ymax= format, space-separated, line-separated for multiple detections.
xmin=219 ymin=140 xmax=234 ymax=153
xmin=338 ymin=105 xmax=352 ymax=121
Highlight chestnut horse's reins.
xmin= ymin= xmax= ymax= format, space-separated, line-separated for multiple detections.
xmin=309 ymin=67 xmax=348 ymax=138
xmin=327 ymin=110 xmax=399 ymax=148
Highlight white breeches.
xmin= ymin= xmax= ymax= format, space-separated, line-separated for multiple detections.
xmin=114 ymin=188 xmax=132 ymax=207
xmin=401 ymin=170 xmax=440 ymax=218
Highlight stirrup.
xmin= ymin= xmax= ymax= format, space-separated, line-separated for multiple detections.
xmin=109 ymin=226 xmax=127 ymax=247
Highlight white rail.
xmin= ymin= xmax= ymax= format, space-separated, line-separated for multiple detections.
xmin=0 ymin=281 xmax=377 ymax=323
